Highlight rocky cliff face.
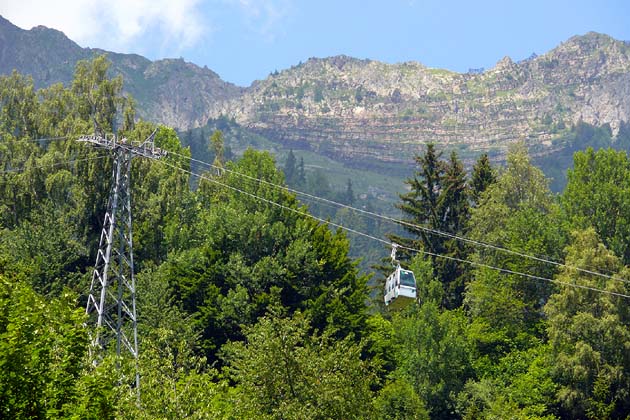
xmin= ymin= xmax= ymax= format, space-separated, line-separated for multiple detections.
xmin=121 ymin=57 xmax=244 ymax=129
xmin=0 ymin=16 xmax=243 ymax=130
xmin=212 ymin=32 xmax=630 ymax=164
xmin=1 ymin=14 xmax=629 ymax=167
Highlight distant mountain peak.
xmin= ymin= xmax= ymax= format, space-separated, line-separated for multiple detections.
xmin=568 ymin=31 xmax=615 ymax=43
xmin=0 ymin=14 xmax=629 ymax=168
xmin=493 ymin=56 xmax=515 ymax=70
xmin=0 ymin=15 xmax=243 ymax=129
xmin=555 ymin=31 xmax=621 ymax=55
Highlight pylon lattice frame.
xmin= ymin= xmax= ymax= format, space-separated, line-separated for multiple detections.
xmin=80 ymin=132 xmax=165 ymax=389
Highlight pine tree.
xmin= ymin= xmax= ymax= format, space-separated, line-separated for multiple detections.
xmin=284 ymin=149 xmax=297 ymax=185
xmin=297 ymin=156 xmax=306 ymax=187
xmin=470 ymin=153 xmax=496 ymax=204
xmin=390 ymin=145 xmax=471 ymax=308
xmin=344 ymin=178 xmax=355 ymax=205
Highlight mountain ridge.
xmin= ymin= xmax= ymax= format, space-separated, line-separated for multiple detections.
xmin=1 ymin=16 xmax=629 ymax=168
xmin=0 ymin=15 xmax=243 ymax=129
xmin=210 ymin=31 xmax=630 ymax=165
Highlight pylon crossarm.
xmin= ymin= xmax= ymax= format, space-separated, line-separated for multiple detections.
xmin=78 ymin=133 xmax=167 ymax=160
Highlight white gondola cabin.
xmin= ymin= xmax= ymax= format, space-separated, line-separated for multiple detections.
xmin=384 ymin=265 xmax=417 ymax=309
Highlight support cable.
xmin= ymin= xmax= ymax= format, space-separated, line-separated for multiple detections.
xmin=163 ymin=149 xmax=630 ymax=286
xmin=157 ymin=158 xmax=630 ymax=300
xmin=0 ymin=135 xmax=71 ymax=143
xmin=0 ymin=154 xmax=108 ymax=175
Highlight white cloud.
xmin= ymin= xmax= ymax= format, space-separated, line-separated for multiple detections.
xmin=229 ymin=0 xmax=293 ymax=42
xmin=1 ymin=0 xmax=205 ymax=55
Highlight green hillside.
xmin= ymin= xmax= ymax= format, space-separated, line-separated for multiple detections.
xmin=2 ymin=48 xmax=630 ymax=420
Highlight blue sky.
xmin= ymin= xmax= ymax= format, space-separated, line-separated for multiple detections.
xmin=2 ymin=0 xmax=629 ymax=86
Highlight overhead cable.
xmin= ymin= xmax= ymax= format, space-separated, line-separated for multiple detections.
xmin=157 ymin=158 xmax=630 ymax=300
xmin=164 ymin=149 xmax=630 ymax=286
xmin=0 ymin=135 xmax=71 ymax=143
xmin=0 ymin=154 xmax=108 ymax=175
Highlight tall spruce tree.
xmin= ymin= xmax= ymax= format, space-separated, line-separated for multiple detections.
xmin=297 ymin=157 xmax=306 ymax=187
xmin=439 ymin=151 xmax=470 ymax=307
xmin=470 ymin=153 xmax=496 ymax=205
xmin=390 ymin=145 xmax=470 ymax=308
xmin=284 ymin=149 xmax=297 ymax=185
xmin=392 ymin=144 xmax=443 ymax=254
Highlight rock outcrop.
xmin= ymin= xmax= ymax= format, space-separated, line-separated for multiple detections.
xmin=210 ymin=32 xmax=630 ymax=165
xmin=1 ymin=14 xmax=628 ymax=167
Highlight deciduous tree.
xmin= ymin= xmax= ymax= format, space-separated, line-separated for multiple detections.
xmin=545 ymin=229 xmax=630 ymax=419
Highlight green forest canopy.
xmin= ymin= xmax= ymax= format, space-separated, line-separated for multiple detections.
xmin=1 ymin=56 xmax=630 ymax=419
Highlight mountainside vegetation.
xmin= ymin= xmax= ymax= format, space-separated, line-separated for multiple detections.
xmin=3 ymin=16 xmax=630 ymax=266
xmin=0 ymin=15 xmax=242 ymax=130
xmin=2 ymin=53 xmax=630 ymax=420
xmin=214 ymin=33 xmax=630 ymax=170
xmin=2 ymin=16 xmax=629 ymax=178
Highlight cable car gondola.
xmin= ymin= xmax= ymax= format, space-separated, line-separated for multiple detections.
xmin=384 ymin=244 xmax=417 ymax=309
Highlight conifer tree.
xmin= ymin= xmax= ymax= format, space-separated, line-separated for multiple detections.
xmin=439 ymin=151 xmax=470 ymax=307
xmin=297 ymin=157 xmax=306 ymax=187
xmin=392 ymin=143 xmax=444 ymax=254
xmin=284 ymin=149 xmax=297 ymax=185
xmin=344 ymin=178 xmax=355 ymax=205
xmin=390 ymin=144 xmax=470 ymax=308
xmin=442 ymin=151 xmax=469 ymax=235
xmin=470 ymin=153 xmax=496 ymax=204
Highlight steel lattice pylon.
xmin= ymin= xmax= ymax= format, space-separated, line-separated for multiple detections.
xmin=79 ymin=131 xmax=166 ymax=390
